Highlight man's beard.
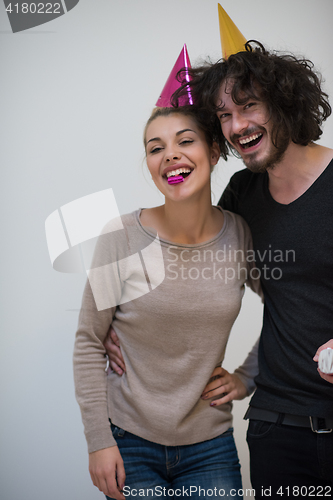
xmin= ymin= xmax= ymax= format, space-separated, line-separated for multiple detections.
xmin=242 ymin=140 xmax=288 ymax=173
xmin=230 ymin=128 xmax=290 ymax=174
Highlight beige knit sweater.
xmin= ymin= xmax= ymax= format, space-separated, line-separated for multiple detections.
xmin=74 ymin=209 xmax=260 ymax=453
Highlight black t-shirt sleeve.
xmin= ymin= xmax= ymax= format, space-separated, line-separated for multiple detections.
xmin=218 ymin=168 xmax=260 ymax=217
xmin=218 ymin=170 xmax=249 ymax=214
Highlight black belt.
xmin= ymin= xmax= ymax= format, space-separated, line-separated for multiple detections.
xmin=245 ymin=407 xmax=333 ymax=434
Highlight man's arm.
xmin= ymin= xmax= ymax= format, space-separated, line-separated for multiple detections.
xmin=104 ymin=327 xmax=126 ymax=375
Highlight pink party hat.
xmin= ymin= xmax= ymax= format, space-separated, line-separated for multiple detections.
xmin=155 ymin=44 xmax=193 ymax=107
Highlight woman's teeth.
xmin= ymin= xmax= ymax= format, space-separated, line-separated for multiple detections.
xmin=166 ymin=167 xmax=192 ymax=178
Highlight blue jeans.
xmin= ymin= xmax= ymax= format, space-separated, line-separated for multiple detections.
xmin=247 ymin=420 xmax=333 ymax=498
xmin=107 ymin=424 xmax=243 ymax=500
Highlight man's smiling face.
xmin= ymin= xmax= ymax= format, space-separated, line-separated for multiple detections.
xmin=216 ymin=80 xmax=289 ymax=173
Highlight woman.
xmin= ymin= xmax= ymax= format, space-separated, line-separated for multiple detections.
xmin=74 ymin=105 xmax=260 ymax=500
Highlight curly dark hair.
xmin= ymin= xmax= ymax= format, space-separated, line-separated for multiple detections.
xmin=172 ymin=41 xmax=331 ymax=160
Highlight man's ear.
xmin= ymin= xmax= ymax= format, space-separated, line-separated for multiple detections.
xmin=210 ymin=142 xmax=220 ymax=166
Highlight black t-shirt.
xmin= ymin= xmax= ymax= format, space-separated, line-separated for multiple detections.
xmin=219 ymin=161 xmax=333 ymax=417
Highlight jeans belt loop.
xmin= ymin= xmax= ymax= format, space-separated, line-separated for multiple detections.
xmin=309 ymin=416 xmax=333 ymax=434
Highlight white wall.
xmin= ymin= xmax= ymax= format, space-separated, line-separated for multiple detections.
xmin=1 ymin=1 xmax=332 ymax=498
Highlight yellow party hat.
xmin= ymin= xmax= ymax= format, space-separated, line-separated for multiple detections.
xmin=218 ymin=4 xmax=247 ymax=58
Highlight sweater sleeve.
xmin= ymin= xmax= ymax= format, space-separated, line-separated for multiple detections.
xmin=73 ymin=281 xmax=117 ymax=452
xmin=73 ymin=225 xmax=123 ymax=453
xmin=232 ymin=216 xmax=261 ymax=396
xmin=234 ymin=337 xmax=260 ymax=396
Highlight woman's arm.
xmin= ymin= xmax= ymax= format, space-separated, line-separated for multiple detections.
xmin=73 ymin=221 xmax=130 ymax=497
xmin=74 ymin=279 xmax=117 ymax=452
xmin=201 ymin=338 xmax=259 ymax=406
xmin=201 ymin=367 xmax=248 ymax=405
xmin=89 ymin=446 xmax=125 ymax=500
xmin=74 ymin=275 xmax=126 ymax=497
xmin=74 ymin=219 xmax=128 ymax=450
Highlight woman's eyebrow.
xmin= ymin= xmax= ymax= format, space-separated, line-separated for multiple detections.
xmin=146 ymin=128 xmax=197 ymax=145
xmin=146 ymin=137 xmax=160 ymax=145
xmin=176 ymin=128 xmax=197 ymax=136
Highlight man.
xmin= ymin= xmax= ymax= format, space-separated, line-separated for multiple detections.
xmin=106 ymin=42 xmax=333 ymax=495
xmin=181 ymin=41 xmax=333 ymax=494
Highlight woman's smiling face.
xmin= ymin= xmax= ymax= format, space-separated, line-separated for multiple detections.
xmin=145 ymin=114 xmax=219 ymax=202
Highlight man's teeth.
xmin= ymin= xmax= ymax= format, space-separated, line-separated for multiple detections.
xmin=166 ymin=168 xmax=191 ymax=178
xmin=239 ymin=133 xmax=262 ymax=145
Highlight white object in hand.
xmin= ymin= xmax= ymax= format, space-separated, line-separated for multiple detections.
xmin=318 ymin=348 xmax=333 ymax=374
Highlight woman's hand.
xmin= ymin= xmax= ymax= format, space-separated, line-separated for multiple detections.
xmin=89 ymin=446 xmax=126 ymax=500
xmin=201 ymin=367 xmax=248 ymax=406
xmin=313 ymin=339 xmax=333 ymax=384
xmin=104 ymin=327 xmax=126 ymax=375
